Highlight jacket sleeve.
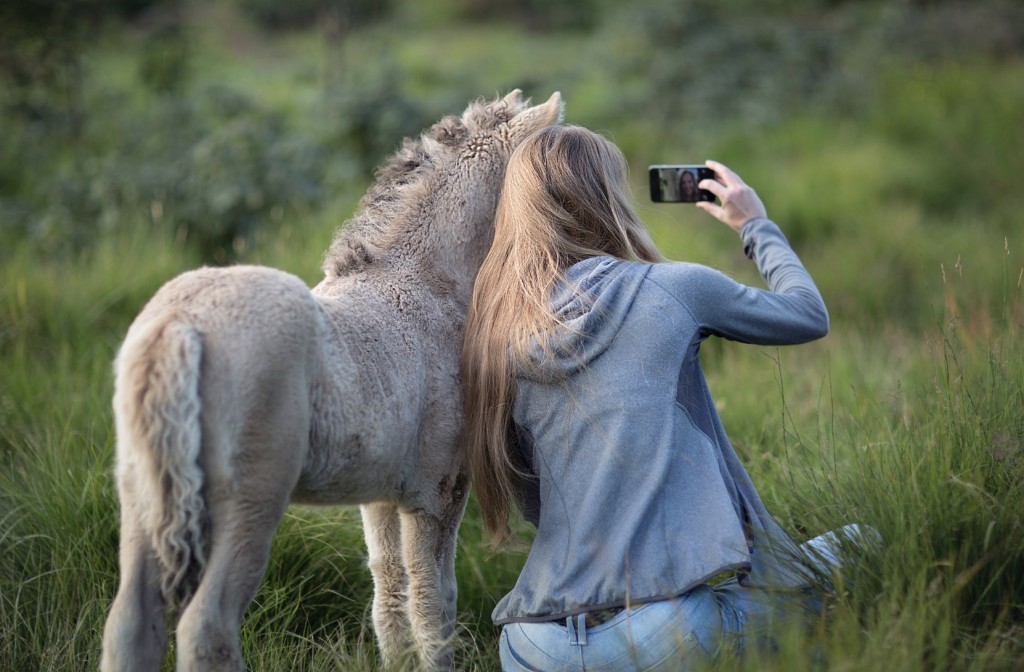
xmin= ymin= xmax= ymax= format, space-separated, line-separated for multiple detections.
xmin=674 ymin=217 xmax=829 ymax=345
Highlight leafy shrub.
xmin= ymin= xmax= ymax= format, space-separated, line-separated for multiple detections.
xmin=235 ymin=0 xmax=393 ymax=31
xmin=3 ymin=86 xmax=329 ymax=262
xmin=170 ymin=95 xmax=327 ymax=258
xmin=137 ymin=19 xmax=191 ymax=94
xmin=0 ymin=0 xmax=176 ymax=131
xmin=427 ymin=0 xmax=604 ymax=31
xmin=604 ymin=0 xmax=849 ymax=134
xmin=320 ymin=62 xmax=440 ymax=174
xmin=865 ymin=62 xmax=1024 ymax=230
xmin=604 ymin=0 xmax=1024 ymax=142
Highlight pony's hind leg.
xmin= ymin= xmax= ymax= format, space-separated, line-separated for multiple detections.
xmin=172 ymin=337 xmax=311 ymax=671
xmin=361 ymin=502 xmax=412 ymax=668
xmin=174 ymin=404 xmax=304 ymax=672
xmin=101 ymin=470 xmax=169 ymax=672
xmin=173 ymin=477 xmax=294 ymax=672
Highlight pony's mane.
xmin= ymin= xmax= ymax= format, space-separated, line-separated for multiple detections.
xmin=323 ymin=95 xmax=521 ymax=279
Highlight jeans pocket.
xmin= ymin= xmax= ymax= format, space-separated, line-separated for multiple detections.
xmin=500 ymin=626 xmax=569 ymax=672
xmin=587 ymin=590 xmax=722 ymax=671
xmin=500 ymin=629 xmax=538 ymax=672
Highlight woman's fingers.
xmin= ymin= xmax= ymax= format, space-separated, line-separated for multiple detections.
xmin=704 ymin=159 xmax=744 ymax=187
xmin=698 ymin=177 xmax=727 ymax=201
xmin=695 ymin=160 xmax=767 ymax=233
xmin=695 ymin=200 xmax=724 ymax=219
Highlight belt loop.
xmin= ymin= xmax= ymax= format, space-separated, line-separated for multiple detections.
xmin=566 ymin=614 xmax=589 ymax=646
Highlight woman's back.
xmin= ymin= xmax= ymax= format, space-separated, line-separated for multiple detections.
xmin=459 ymin=125 xmax=853 ymax=671
xmin=496 ymin=217 xmax=828 ymax=624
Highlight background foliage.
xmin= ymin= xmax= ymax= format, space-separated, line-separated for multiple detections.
xmin=1 ymin=0 xmax=1022 ymax=669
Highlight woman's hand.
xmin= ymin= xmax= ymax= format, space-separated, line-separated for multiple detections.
xmin=695 ymin=160 xmax=767 ymax=233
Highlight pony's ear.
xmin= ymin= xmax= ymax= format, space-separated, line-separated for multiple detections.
xmin=502 ymin=89 xmax=524 ymax=107
xmin=508 ymin=91 xmax=563 ymax=139
xmin=461 ymin=90 xmax=530 ymax=133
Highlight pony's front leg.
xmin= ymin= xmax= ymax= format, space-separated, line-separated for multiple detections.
xmin=361 ymin=502 xmax=411 ymax=668
xmin=400 ymin=489 xmax=468 ymax=671
xmin=101 ymin=472 xmax=169 ymax=672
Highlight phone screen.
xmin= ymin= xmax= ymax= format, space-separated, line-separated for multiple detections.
xmin=648 ymin=165 xmax=716 ymax=203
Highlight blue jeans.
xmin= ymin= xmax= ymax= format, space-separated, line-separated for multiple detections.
xmin=499 ymin=525 xmax=874 ymax=672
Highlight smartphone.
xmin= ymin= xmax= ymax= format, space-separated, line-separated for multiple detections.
xmin=648 ymin=165 xmax=716 ymax=203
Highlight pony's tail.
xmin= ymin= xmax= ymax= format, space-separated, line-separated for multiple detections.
xmin=113 ymin=314 xmax=207 ymax=607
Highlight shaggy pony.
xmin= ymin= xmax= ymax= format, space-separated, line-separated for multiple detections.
xmin=100 ymin=90 xmax=563 ymax=671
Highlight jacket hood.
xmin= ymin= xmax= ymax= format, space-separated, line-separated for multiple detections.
xmin=520 ymin=257 xmax=650 ymax=381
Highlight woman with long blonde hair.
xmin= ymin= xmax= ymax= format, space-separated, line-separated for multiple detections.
xmin=462 ymin=125 xmax=869 ymax=670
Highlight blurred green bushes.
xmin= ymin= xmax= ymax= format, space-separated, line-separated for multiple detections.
xmin=1 ymin=86 xmax=327 ymax=261
xmin=606 ymin=0 xmax=1024 ymax=131
xmin=0 ymin=0 xmax=1021 ymax=293
xmin=234 ymin=0 xmax=394 ymax=31
xmin=0 ymin=0 xmax=167 ymax=129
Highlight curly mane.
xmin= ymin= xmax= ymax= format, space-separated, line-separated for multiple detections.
xmin=322 ymin=95 xmax=522 ymax=279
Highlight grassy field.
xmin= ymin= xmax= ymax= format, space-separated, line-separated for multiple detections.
xmin=2 ymin=2 xmax=1023 ymax=670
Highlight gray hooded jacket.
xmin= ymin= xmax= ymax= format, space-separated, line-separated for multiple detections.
xmin=493 ymin=217 xmax=829 ymax=625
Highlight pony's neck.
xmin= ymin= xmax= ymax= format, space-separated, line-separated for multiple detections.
xmin=381 ymin=193 xmax=496 ymax=303
xmin=322 ymin=168 xmax=496 ymax=305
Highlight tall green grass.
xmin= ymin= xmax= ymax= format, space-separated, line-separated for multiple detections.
xmin=3 ymin=231 xmax=1019 ymax=670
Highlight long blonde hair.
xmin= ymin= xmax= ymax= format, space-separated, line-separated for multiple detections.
xmin=461 ymin=125 xmax=663 ymax=546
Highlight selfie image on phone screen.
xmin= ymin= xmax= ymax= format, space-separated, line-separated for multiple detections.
xmin=648 ymin=165 xmax=716 ymax=203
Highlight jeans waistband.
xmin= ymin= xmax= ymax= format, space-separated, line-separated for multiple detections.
xmin=548 ymin=606 xmax=623 ymax=629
